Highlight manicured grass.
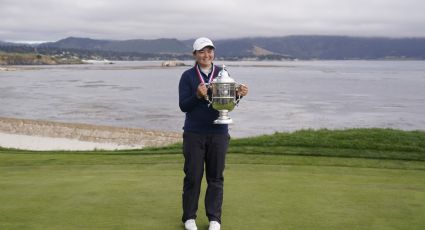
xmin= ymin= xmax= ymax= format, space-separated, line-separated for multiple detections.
xmin=1 ymin=128 xmax=425 ymax=229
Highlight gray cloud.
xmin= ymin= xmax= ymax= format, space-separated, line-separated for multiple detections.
xmin=1 ymin=0 xmax=424 ymax=42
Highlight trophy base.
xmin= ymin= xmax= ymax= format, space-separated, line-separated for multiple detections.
xmin=214 ymin=110 xmax=233 ymax=124
xmin=214 ymin=118 xmax=233 ymax=124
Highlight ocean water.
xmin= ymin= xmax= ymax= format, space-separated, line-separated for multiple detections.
xmin=1 ymin=60 xmax=425 ymax=137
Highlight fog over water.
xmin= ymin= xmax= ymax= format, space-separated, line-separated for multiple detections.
xmin=1 ymin=60 xmax=425 ymax=137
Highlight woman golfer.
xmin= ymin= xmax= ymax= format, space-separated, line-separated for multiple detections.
xmin=178 ymin=37 xmax=248 ymax=230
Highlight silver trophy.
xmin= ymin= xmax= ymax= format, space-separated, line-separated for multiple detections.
xmin=207 ymin=65 xmax=241 ymax=124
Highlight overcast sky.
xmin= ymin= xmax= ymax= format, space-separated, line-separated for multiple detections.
xmin=1 ymin=0 xmax=424 ymax=43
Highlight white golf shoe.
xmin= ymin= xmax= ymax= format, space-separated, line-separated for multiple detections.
xmin=208 ymin=221 xmax=221 ymax=230
xmin=184 ymin=219 xmax=197 ymax=230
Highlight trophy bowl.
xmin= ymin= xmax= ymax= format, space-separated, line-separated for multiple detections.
xmin=209 ymin=65 xmax=240 ymax=124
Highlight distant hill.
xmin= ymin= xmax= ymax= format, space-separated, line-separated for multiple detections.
xmin=212 ymin=36 xmax=425 ymax=59
xmin=245 ymin=36 xmax=425 ymax=59
xmin=0 ymin=40 xmax=23 ymax=46
xmin=3 ymin=35 xmax=425 ymax=60
xmin=41 ymin=37 xmax=189 ymax=54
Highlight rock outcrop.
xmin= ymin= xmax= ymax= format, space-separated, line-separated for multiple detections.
xmin=0 ymin=52 xmax=84 ymax=65
xmin=161 ymin=60 xmax=186 ymax=67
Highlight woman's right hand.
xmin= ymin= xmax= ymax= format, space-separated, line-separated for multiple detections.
xmin=197 ymin=83 xmax=208 ymax=99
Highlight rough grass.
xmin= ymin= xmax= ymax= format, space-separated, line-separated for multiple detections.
xmin=3 ymin=128 xmax=424 ymax=160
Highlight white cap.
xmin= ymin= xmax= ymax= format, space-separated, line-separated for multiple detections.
xmin=193 ymin=37 xmax=215 ymax=51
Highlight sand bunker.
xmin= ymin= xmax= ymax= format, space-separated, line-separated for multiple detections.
xmin=0 ymin=117 xmax=182 ymax=151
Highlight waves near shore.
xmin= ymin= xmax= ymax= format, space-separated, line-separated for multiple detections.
xmin=0 ymin=117 xmax=181 ymax=150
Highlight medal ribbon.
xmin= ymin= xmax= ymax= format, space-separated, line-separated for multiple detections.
xmin=196 ymin=63 xmax=216 ymax=85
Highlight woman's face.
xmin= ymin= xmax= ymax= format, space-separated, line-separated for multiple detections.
xmin=194 ymin=47 xmax=215 ymax=68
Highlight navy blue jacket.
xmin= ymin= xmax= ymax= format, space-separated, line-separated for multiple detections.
xmin=178 ymin=64 xmax=228 ymax=134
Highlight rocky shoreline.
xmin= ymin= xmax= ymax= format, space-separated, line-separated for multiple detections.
xmin=0 ymin=52 xmax=84 ymax=65
xmin=0 ymin=66 xmax=18 ymax=71
xmin=0 ymin=117 xmax=182 ymax=150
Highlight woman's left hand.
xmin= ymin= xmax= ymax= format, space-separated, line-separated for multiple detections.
xmin=237 ymin=84 xmax=249 ymax=97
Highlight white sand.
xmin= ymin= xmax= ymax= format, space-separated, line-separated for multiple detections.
xmin=0 ymin=132 xmax=141 ymax=151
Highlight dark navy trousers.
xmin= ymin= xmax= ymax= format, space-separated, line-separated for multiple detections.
xmin=182 ymin=131 xmax=229 ymax=224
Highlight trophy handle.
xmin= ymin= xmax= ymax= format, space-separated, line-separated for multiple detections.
xmin=204 ymin=83 xmax=213 ymax=106
xmin=235 ymin=82 xmax=242 ymax=106
xmin=235 ymin=95 xmax=241 ymax=106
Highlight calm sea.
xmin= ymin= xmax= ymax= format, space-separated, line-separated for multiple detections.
xmin=1 ymin=60 xmax=425 ymax=137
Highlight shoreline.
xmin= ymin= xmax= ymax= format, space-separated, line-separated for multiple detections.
xmin=0 ymin=66 xmax=18 ymax=71
xmin=0 ymin=117 xmax=181 ymax=151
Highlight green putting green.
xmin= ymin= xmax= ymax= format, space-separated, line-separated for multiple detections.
xmin=0 ymin=153 xmax=424 ymax=230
